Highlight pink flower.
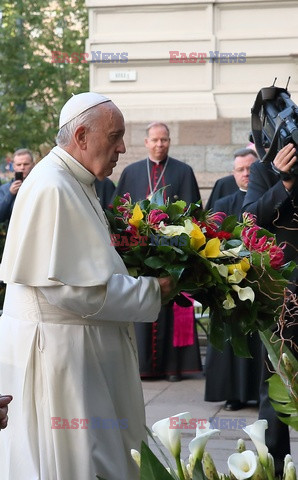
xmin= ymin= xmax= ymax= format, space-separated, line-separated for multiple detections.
xmin=241 ymin=226 xmax=274 ymax=253
xmin=116 ymin=205 xmax=131 ymax=221
xmin=119 ymin=192 xmax=132 ymax=204
xmin=147 ymin=209 xmax=169 ymax=227
xmin=269 ymin=244 xmax=285 ymax=269
xmin=242 ymin=212 xmax=257 ymax=226
xmin=208 ymin=211 xmax=227 ymax=225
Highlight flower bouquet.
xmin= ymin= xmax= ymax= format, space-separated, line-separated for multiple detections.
xmin=106 ymin=187 xmax=296 ymax=358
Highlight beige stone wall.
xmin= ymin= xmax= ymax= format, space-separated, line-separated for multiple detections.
xmin=86 ymin=0 xmax=298 ymax=204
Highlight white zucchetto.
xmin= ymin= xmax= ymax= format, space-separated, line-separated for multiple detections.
xmin=59 ymin=92 xmax=111 ymax=129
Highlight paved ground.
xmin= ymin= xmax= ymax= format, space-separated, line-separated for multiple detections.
xmin=142 ymin=373 xmax=298 ymax=476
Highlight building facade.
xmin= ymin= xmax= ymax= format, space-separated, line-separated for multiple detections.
xmin=86 ymin=0 xmax=298 ymax=203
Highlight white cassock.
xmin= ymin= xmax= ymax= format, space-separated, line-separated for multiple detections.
xmin=0 ymin=146 xmax=161 ymax=480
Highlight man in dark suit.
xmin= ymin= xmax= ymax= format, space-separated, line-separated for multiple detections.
xmin=205 ymin=175 xmax=237 ymax=211
xmin=213 ymin=148 xmax=258 ymax=218
xmin=205 ymin=148 xmax=262 ymax=411
xmin=242 ymin=142 xmax=298 ymax=475
xmin=113 ymin=122 xmax=202 ymax=381
xmin=0 ymin=149 xmax=34 ymax=223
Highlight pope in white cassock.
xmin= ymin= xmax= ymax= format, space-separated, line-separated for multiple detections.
xmin=0 ymin=93 xmax=174 ymax=480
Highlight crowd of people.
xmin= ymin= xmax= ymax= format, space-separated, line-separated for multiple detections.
xmin=0 ymin=92 xmax=296 ymax=479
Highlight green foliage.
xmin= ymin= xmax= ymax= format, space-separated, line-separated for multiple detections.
xmin=109 ymin=189 xmax=295 ymax=358
xmin=0 ymin=0 xmax=89 ymax=156
xmin=260 ymin=329 xmax=298 ymax=430
xmin=140 ymin=442 xmax=175 ymax=480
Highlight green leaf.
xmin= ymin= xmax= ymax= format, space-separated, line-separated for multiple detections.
xmin=268 ymin=374 xmax=291 ymax=403
xmin=270 ymin=400 xmax=298 ymax=415
xmin=140 ymin=442 xmax=175 ymax=480
xmin=192 ymin=458 xmax=207 ymax=480
xmin=208 ymin=311 xmax=225 ymax=352
xmin=149 ymin=187 xmax=169 ymax=206
xmin=259 ymin=329 xmax=298 ymax=398
xmin=278 ymin=415 xmax=298 ymax=429
xmin=221 ymin=215 xmax=238 ymax=232
xmin=166 ymin=203 xmax=185 ymax=221
xmin=144 ymin=256 xmax=166 ymax=269
xmin=164 ymin=264 xmax=186 ymax=282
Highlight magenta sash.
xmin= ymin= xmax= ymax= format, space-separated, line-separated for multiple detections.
xmin=173 ymin=295 xmax=195 ymax=347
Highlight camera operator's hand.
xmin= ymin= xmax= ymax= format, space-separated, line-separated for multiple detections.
xmin=9 ymin=180 xmax=22 ymax=196
xmin=273 ymin=143 xmax=297 ymax=191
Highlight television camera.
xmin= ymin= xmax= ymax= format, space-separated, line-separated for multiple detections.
xmin=251 ymin=78 xmax=298 ymax=179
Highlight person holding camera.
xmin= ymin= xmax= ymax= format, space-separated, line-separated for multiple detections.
xmin=0 ymin=148 xmax=34 ymax=223
xmin=242 ymin=142 xmax=298 ymax=475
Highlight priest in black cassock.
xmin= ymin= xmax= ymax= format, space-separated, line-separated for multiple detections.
xmin=113 ymin=122 xmax=202 ymax=381
xmin=204 ymin=147 xmax=263 ymax=410
xmin=94 ymin=177 xmax=115 ymax=210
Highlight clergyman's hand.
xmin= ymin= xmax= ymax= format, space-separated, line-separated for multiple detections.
xmin=157 ymin=276 xmax=176 ymax=304
xmin=0 ymin=395 xmax=13 ymax=430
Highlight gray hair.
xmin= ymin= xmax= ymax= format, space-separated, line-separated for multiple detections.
xmin=56 ymin=105 xmax=102 ymax=148
xmin=146 ymin=122 xmax=170 ymax=137
xmin=13 ymin=148 xmax=34 ymax=162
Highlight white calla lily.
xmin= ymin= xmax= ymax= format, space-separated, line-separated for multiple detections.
xmin=223 ymin=293 xmax=236 ymax=310
xmin=211 ymin=262 xmax=228 ymax=278
xmin=183 ymin=218 xmax=195 ymax=235
xmin=218 ymin=245 xmax=243 ymax=257
xmin=159 ymin=221 xmax=186 ymax=236
xmin=228 ymin=270 xmax=246 ymax=284
xmin=232 ymin=285 xmax=255 ymax=303
xmin=188 ymin=421 xmax=220 ymax=462
xmin=152 ymin=412 xmax=191 ymax=458
xmin=243 ymin=420 xmax=268 ymax=466
xmin=228 ymin=450 xmax=257 ymax=480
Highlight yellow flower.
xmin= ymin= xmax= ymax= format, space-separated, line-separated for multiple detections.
xmin=227 ymin=257 xmax=250 ymax=275
xmin=200 ymin=238 xmax=221 ymax=258
xmin=128 ymin=204 xmax=143 ymax=228
xmin=189 ymin=223 xmax=206 ymax=251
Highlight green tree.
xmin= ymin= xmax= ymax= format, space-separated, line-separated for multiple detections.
xmin=0 ymin=0 xmax=89 ymax=157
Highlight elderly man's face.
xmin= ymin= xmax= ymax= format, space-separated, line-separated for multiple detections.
xmin=145 ymin=125 xmax=170 ymax=163
xmin=82 ymin=103 xmax=126 ymax=179
xmin=13 ymin=154 xmax=34 ymax=179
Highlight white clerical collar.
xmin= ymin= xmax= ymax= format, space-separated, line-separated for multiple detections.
xmin=239 ymin=188 xmax=247 ymax=192
xmin=52 ymin=146 xmax=96 ymax=186
xmin=148 ymin=156 xmax=167 ymax=165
